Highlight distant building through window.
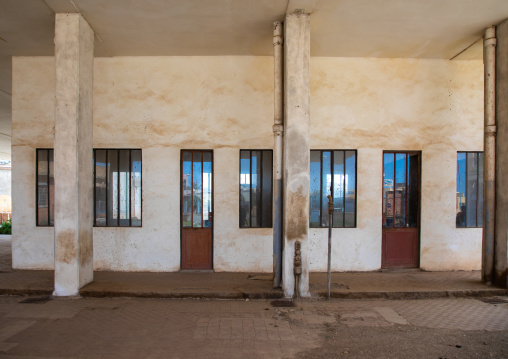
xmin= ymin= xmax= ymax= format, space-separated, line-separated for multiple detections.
xmin=239 ymin=150 xmax=273 ymax=228
xmin=456 ymin=152 xmax=483 ymax=228
xmin=310 ymin=150 xmax=357 ymax=228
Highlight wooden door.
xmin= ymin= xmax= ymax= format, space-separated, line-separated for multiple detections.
xmin=181 ymin=150 xmax=213 ymax=269
xmin=382 ymin=152 xmax=420 ymax=268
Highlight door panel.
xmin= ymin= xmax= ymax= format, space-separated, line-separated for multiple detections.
xmin=181 ymin=150 xmax=213 ymax=269
xmin=382 ymin=229 xmax=419 ymax=268
xmin=182 ymin=228 xmax=212 ymax=269
xmin=382 ymin=152 xmax=420 ymax=268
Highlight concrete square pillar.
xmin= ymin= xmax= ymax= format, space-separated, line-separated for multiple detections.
xmin=53 ymin=13 xmax=94 ymax=296
xmin=282 ymin=12 xmax=311 ymax=298
xmin=495 ymin=19 xmax=508 ymax=288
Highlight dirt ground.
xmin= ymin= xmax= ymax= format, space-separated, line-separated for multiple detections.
xmin=296 ymin=322 xmax=508 ymax=359
xmin=274 ymin=297 xmax=508 ymax=359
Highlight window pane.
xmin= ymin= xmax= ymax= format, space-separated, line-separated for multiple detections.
xmin=394 ymin=153 xmax=407 ymax=227
xmin=251 ymin=151 xmax=262 ymax=227
xmin=95 ymin=150 xmax=107 ymax=226
xmin=383 ymin=153 xmax=395 ymax=227
xmin=310 ymin=151 xmax=321 ymax=227
xmin=107 ymin=150 xmax=119 ymax=226
xmin=345 ymin=151 xmax=356 ymax=227
xmin=261 ymin=151 xmax=273 ymax=227
xmin=37 ymin=149 xmax=49 ymax=226
xmin=119 ymin=150 xmax=130 ymax=227
xmin=240 ymin=151 xmax=251 ymax=227
xmin=332 ymin=151 xmax=344 ymax=227
xmin=48 ymin=150 xmax=54 ymax=226
xmin=321 ymin=151 xmax=331 ymax=227
xmin=130 ymin=150 xmax=142 ymax=227
xmin=192 ymin=152 xmax=202 ymax=228
xmin=407 ymin=153 xmax=419 ymax=228
xmin=466 ymin=153 xmax=478 ymax=227
xmin=477 ymin=153 xmax=484 ymax=227
xmin=182 ymin=151 xmax=192 ymax=228
xmin=456 ymin=152 xmax=467 ymax=228
xmin=203 ymin=152 xmax=212 ymax=228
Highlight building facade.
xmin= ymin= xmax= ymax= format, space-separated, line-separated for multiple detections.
xmin=9 ymin=7 xmax=508 ymax=297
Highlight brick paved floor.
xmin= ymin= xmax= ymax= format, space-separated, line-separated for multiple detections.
xmin=0 ymin=296 xmax=507 ymax=358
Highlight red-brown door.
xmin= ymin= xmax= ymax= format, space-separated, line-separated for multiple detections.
xmin=382 ymin=152 xmax=420 ymax=268
xmin=181 ymin=150 xmax=213 ymax=269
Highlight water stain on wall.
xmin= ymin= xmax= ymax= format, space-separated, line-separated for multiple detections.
xmin=56 ymin=230 xmax=76 ymax=264
xmin=286 ymin=191 xmax=308 ymax=241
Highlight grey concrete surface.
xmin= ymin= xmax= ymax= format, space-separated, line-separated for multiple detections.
xmin=496 ymin=18 xmax=508 ymax=288
xmin=53 ymin=13 xmax=94 ymax=296
xmin=283 ymin=12 xmax=311 ymax=299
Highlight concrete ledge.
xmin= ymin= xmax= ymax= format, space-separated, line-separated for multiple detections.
xmin=1 ymin=269 xmax=506 ymax=301
xmin=79 ymin=289 xmax=285 ymax=300
xmin=314 ymin=289 xmax=507 ymax=300
xmin=0 ymin=288 xmax=53 ymax=296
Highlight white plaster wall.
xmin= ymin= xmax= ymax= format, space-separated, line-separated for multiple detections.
xmin=13 ymin=55 xmax=483 ymax=273
xmin=310 ymin=57 xmax=484 ymax=271
xmin=12 ymin=57 xmax=55 ymax=269
xmin=12 ymin=56 xmax=274 ymax=272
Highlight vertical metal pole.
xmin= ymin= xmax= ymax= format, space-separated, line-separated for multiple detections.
xmin=327 ymin=194 xmax=333 ymax=300
xmin=273 ymin=21 xmax=284 ymax=288
xmin=483 ymin=26 xmax=496 ymax=284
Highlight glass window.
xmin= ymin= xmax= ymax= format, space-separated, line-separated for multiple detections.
xmin=36 ymin=148 xmax=142 ymax=227
xmin=36 ymin=149 xmax=54 ymax=226
xmin=456 ymin=152 xmax=483 ymax=228
xmin=310 ymin=150 xmax=357 ymax=228
xmin=382 ymin=152 xmax=419 ymax=228
xmin=239 ymin=150 xmax=273 ymax=228
xmin=94 ymin=149 xmax=142 ymax=227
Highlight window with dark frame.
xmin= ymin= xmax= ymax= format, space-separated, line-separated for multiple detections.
xmin=94 ymin=149 xmax=142 ymax=227
xmin=310 ymin=150 xmax=357 ymax=228
xmin=36 ymin=149 xmax=54 ymax=226
xmin=456 ymin=152 xmax=483 ymax=228
xmin=239 ymin=150 xmax=273 ymax=228
xmin=382 ymin=152 xmax=419 ymax=228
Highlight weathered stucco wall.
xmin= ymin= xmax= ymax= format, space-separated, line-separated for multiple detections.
xmin=12 ymin=55 xmax=483 ymax=273
xmin=309 ymin=57 xmax=484 ymax=271
xmin=13 ymin=56 xmax=274 ymax=272
xmin=12 ymin=57 xmax=56 ymax=269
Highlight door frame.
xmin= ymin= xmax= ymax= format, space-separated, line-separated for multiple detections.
xmin=381 ymin=150 xmax=421 ymax=269
xmin=180 ymin=149 xmax=214 ymax=270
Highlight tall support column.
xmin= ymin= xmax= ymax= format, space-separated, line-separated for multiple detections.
xmin=273 ymin=21 xmax=284 ymax=289
xmin=282 ymin=12 xmax=310 ymax=298
xmin=495 ymin=19 xmax=508 ymax=288
xmin=483 ymin=26 xmax=497 ymax=285
xmin=53 ymin=13 xmax=94 ymax=296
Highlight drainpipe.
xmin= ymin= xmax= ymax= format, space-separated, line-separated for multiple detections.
xmin=483 ymin=26 xmax=496 ymax=285
xmin=273 ymin=21 xmax=284 ymax=288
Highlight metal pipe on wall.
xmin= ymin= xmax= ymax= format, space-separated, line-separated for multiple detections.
xmin=483 ymin=26 xmax=497 ymax=284
xmin=273 ymin=21 xmax=284 ymax=288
